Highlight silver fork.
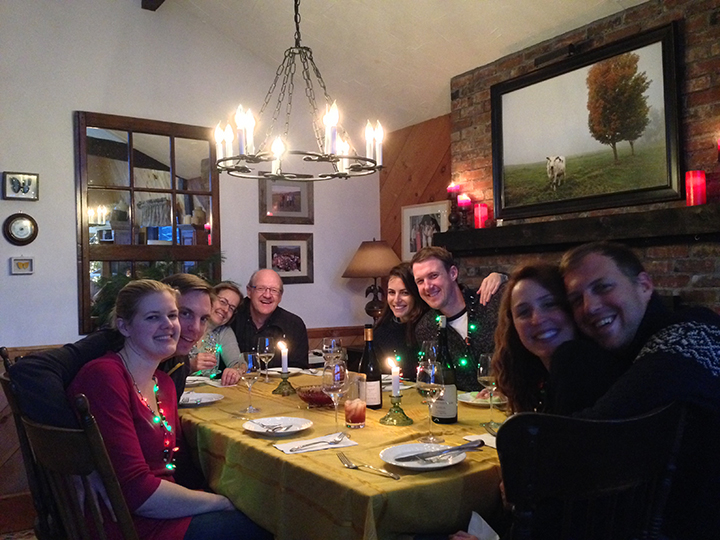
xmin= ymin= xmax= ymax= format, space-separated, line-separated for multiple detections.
xmin=337 ymin=452 xmax=400 ymax=480
xmin=289 ymin=432 xmax=347 ymax=452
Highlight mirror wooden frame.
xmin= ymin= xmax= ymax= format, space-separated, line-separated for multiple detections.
xmin=74 ymin=111 xmax=222 ymax=334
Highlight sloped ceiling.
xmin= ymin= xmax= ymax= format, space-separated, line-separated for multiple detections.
xmin=173 ymin=0 xmax=647 ymax=131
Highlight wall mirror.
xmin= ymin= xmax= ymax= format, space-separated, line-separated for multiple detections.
xmin=75 ymin=111 xmax=221 ymax=333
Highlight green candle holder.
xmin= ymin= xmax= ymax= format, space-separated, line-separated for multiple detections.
xmin=272 ymin=372 xmax=296 ymax=396
xmin=379 ymin=394 xmax=413 ymax=426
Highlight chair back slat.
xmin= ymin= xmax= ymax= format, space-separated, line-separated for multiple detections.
xmin=497 ymin=402 xmax=685 ymax=540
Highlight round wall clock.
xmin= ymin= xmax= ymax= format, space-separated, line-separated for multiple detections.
xmin=3 ymin=213 xmax=38 ymax=246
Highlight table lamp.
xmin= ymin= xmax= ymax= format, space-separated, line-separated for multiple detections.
xmin=342 ymin=239 xmax=401 ymax=320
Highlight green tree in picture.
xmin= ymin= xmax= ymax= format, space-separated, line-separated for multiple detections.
xmin=586 ymin=52 xmax=651 ymax=163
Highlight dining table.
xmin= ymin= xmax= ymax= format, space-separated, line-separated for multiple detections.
xmin=178 ymin=372 xmax=504 ymax=540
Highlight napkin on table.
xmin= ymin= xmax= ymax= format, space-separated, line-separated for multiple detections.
xmin=274 ymin=433 xmax=358 ymax=454
xmin=464 ymin=433 xmax=496 ymax=449
xmin=468 ymin=511 xmax=500 ymax=540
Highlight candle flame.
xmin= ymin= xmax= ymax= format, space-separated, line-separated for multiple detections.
xmin=374 ymin=121 xmax=384 ymax=143
xmin=234 ymin=105 xmax=245 ymax=127
xmin=224 ymin=124 xmax=234 ymax=143
xmin=277 ymin=340 xmax=288 ymax=351
xmin=386 ymin=357 xmax=397 ymax=370
xmin=365 ymin=120 xmax=375 ymax=142
xmin=214 ymin=123 xmax=224 ymax=144
xmin=324 ymin=101 xmax=339 ymax=127
xmin=271 ymin=137 xmax=285 ymax=158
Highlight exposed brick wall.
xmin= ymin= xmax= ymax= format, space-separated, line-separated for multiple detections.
xmin=449 ymin=0 xmax=720 ymax=312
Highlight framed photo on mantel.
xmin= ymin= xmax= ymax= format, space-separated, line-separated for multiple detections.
xmin=491 ymin=22 xmax=681 ymax=220
xmin=401 ymin=201 xmax=450 ymax=262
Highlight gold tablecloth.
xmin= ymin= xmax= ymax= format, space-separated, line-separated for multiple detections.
xmin=179 ymin=375 xmax=502 ymax=540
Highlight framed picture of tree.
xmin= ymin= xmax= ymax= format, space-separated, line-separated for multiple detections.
xmin=491 ymin=22 xmax=681 ymax=220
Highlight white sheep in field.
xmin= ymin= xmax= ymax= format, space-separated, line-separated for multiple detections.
xmin=546 ymin=156 xmax=566 ymax=191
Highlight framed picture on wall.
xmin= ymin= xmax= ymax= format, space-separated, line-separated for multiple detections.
xmin=258 ymin=232 xmax=314 ymax=284
xmin=491 ymin=22 xmax=681 ymax=220
xmin=2 ymin=172 xmax=39 ymax=200
xmin=259 ymin=179 xmax=314 ymax=224
xmin=401 ymin=201 xmax=450 ymax=261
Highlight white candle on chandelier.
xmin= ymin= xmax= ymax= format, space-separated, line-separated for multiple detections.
xmin=365 ymin=121 xmax=374 ymax=161
xmin=214 ymin=123 xmax=225 ymax=161
xmin=271 ymin=137 xmax=285 ymax=176
xmin=338 ymin=138 xmax=350 ymax=173
xmin=234 ymin=105 xmax=246 ymax=155
xmin=245 ymin=109 xmax=256 ymax=155
xmin=224 ymin=124 xmax=234 ymax=161
xmin=374 ymin=121 xmax=384 ymax=166
xmin=324 ymin=101 xmax=338 ymax=154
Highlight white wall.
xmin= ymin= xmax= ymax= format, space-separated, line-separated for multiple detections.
xmin=0 ymin=0 xmax=379 ymax=347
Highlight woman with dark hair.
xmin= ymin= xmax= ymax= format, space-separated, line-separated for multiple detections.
xmin=493 ymin=263 xmax=627 ymax=415
xmin=67 ymin=279 xmax=271 ymax=540
xmin=190 ymin=281 xmax=247 ymax=386
xmin=373 ymin=262 xmax=429 ymax=378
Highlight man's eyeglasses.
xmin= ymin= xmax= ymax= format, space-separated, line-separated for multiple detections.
xmin=249 ymin=285 xmax=282 ymax=297
xmin=217 ymin=296 xmax=238 ymax=313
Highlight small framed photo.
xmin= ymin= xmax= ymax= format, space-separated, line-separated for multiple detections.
xmin=2 ymin=172 xmax=39 ymax=201
xmin=259 ymin=179 xmax=314 ymax=224
xmin=401 ymin=201 xmax=451 ymax=261
xmin=10 ymin=257 xmax=34 ymax=275
xmin=259 ymin=232 xmax=313 ymax=284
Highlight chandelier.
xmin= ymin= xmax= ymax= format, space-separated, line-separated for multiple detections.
xmin=214 ymin=0 xmax=383 ymax=183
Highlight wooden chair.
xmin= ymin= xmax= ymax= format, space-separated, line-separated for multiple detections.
xmin=1 ymin=348 xmax=139 ymax=540
xmin=496 ymin=403 xmax=685 ymax=540
xmin=1 ymin=347 xmax=64 ymax=540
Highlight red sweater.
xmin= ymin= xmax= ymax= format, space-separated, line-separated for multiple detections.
xmin=68 ymin=352 xmax=191 ymax=540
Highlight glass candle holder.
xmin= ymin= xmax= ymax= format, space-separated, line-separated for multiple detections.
xmin=272 ymin=372 xmax=297 ymax=396
xmin=379 ymin=394 xmax=413 ymax=426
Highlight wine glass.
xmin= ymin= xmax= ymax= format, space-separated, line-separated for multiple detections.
xmin=321 ymin=337 xmax=343 ymax=365
xmin=321 ymin=358 xmax=349 ymax=433
xmin=416 ymin=358 xmax=445 ymax=443
xmin=239 ymin=353 xmax=260 ymax=413
xmin=257 ymin=337 xmax=275 ymax=383
xmin=478 ymin=353 xmax=501 ymax=430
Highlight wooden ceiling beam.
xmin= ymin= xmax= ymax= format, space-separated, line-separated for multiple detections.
xmin=142 ymin=0 xmax=166 ymax=11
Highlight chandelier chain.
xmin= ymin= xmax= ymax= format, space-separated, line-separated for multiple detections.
xmin=294 ymin=0 xmax=302 ymax=47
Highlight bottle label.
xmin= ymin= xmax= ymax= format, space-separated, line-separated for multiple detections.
xmin=430 ymin=384 xmax=457 ymax=418
xmin=365 ymin=380 xmax=382 ymax=407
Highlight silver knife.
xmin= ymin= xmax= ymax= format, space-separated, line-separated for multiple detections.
xmin=395 ymin=439 xmax=484 ymax=462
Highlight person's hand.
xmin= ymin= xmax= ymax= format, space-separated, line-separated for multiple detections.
xmin=449 ymin=532 xmax=479 ymax=540
xmin=477 ymin=272 xmax=506 ymax=306
xmin=73 ymin=471 xmax=117 ymax=522
xmin=190 ymin=352 xmax=217 ymax=372
xmin=221 ymin=367 xmax=241 ymax=386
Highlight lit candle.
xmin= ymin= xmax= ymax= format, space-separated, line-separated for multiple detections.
xmin=235 ymin=105 xmax=246 ymax=155
xmin=245 ymin=110 xmax=256 ymax=155
xmin=337 ymin=138 xmax=349 ymax=173
xmin=447 ymin=181 xmax=461 ymax=195
xmin=271 ymin=137 xmax=285 ymax=176
xmin=387 ymin=358 xmax=400 ymax=396
xmin=685 ymin=170 xmax=707 ymax=206
xmin=278 ymin=341 xmax=288 ymax=373
xmin=365 ymin=120 xmax=374 ymax=159
xmin=98 ymin=205 xmax=107 ymax=224
xmin=224 ymin=124 xmax=234 ymax=161
xmin=88 ymin=208 xmax=95 ymax=224
xmin=457 ymin=193 xmax=472 ymax=207
xmin=474 ymin=203 xmax=489 ymax=228
xmin=323 ymin=102 xmax=338 ymax=154
xmin=214 ymin=123 xmax=224 ymax=161
xmin=374 ymin=121 xmax=383 ymax=166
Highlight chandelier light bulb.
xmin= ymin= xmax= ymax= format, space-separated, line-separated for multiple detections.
xmin=374 ymin=121 xmax=384 ymax=166
xmin=214 ymin=123 xmax=225 ymax=160
xmin=235 ymin=105 xmax=246 ymax=154
xmin=245 ymin=109 xmax=256 ymax=154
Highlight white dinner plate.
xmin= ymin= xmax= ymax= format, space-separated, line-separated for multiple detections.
xmin=458 ymin=392 xmax=508 ymax=407
xmin=379 ymin=443 xmax=466 ymax=471
xmin=243 ymin=416 xmax=313 ymax=437
xmin=179 ymin=392 xmax=224 ymax=407
xmin=185 ymin=376 xmax=212 ymax=387
xmin=266 ymin=367 xmax=303 ymax=377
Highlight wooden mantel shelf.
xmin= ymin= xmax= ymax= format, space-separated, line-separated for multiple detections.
xmin=434 ymin=204 xmax=720 ymax=255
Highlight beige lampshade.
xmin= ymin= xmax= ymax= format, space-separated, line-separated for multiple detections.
xmin=342 ymin=240 xmax=401 ymax=278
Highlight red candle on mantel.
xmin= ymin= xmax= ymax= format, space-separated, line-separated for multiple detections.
xmin=685 ymin=171 xmax=706 ymax=206
xmin=457 ymin=193 xmax=472 ymax=207
xmin=447 ymin=182 xmax=461 ymax=195
xmin=474 ymin=203 xmax=489 ymax=228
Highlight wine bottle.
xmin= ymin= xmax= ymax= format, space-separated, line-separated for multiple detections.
xmin=358 ymin=324 xmax=382 ymax=410
xmin=431 ymin=315 xmax=458 ymax=423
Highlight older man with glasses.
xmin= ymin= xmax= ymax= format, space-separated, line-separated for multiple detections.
xmin=231 ymin=269 xmax=309 ymax=369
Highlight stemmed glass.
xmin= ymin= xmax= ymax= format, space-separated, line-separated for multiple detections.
xmin=322 ymin=337 xmax=343 ymax=365
xmin=478 ymin=353 xmax=502 ymax=430
xmin=257 ymin=337 xmax=275 ymax=383
xmin=416 ymin=351 xmax=445 ymax=443
xmin=321 ymin=357 xmax=349 ymax=433
xmin=196 ymin=333 xmax=221 ymax=379
xmin=239 ymin=353 xmax=260 ymax=413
